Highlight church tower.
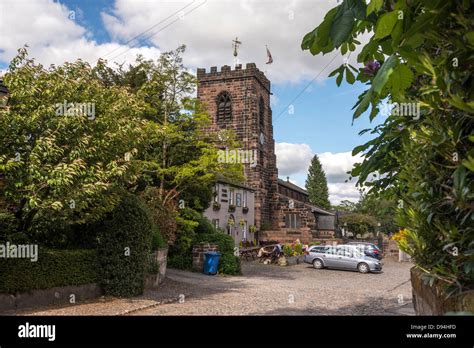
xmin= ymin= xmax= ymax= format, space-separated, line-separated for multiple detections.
xmin=197 ymin=63 xmax=279 ymax=230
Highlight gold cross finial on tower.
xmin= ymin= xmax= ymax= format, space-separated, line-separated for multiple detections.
xmin=232 ymin=37 xmax=242 ymax=58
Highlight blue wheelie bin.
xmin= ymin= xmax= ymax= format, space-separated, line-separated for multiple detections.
xmin=203 ymin=252 xmax=221 ymax=275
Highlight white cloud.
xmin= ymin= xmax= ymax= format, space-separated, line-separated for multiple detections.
xmin=275 ymin=142 xmax=363 ymax=205
xmin=100 ymin=0 xmax=361 ymax=84
xmin=0 ymin=0 xmax=161 ymax=68
xmin=1 ymin=0 xmax=367 ymax=84
xmin=275 ymin=142 xmax=313 ymax=176
xmin=318 ymin=151 xmax=363 ymax=183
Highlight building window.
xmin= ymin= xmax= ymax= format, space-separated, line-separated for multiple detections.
xmin=243 ymin=221 xmax=248 ymax=240
xmin=285 ymin=213 xmax=301 ymax=229
xmin=243 ymin=191 xmax=247 ymax=207
xmin=216 ymin=91 xmax=232 ymax=125
xmin=214 ymin=183 xmax=219 ymax=202
xmin=229 ymin=189 xmax=234 ymax=205
xmin=212 ymin=219 xmax=220 ymax=229
xmin=236 ymin=193 xmax=242 ymax=207
xmin=259 ymin=96 xmax=265 ymax=131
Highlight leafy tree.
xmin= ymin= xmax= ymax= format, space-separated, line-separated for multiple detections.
xmin=302 ymin=0 xmax=473 ymax=292
xmin=305 ymin=154 xmax=330 ymax=209
xmin=0 ymin=48 xmax=146 ymax=236
xmin=357 ymin=192 xmax=398 ymax=234
xmin=332 ymin=199 xmax=359 ymax=212
xmin=339 ymin=213 xmax=378 ymax=237
xmin=93 ymin=47 xmax=244 ymax=243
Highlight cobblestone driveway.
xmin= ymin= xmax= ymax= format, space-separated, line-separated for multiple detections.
xmin=16 ymin=256 xmax=414 ymax=316
xmin=132 ymin=256 xmax=414 ymax=316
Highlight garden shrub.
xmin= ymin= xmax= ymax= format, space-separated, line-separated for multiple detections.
xmin=283 ymin=244 xmax=292 ymax=257
xmin=0 ymin=210 xmax=22 ymax=243
xmin=218 ymin=253 xmax=241 ymax=275
xmin=151 ymin=225 xmax=167 ymax=250
xmin=167 ymin=211 xmax=197 ymax=270
xmin=194 ymin=233 xmax=241 ymax=275
xmin=0 ymin=249 xmax=98 ymax=294
xmin=167 ymin=209 xmax=241 ymax=275
xmin=97 ymin=193 xmax=153 ymax=297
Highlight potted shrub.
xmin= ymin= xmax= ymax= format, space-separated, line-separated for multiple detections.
xmin=285 ymin=242 xmax=304 ymax=266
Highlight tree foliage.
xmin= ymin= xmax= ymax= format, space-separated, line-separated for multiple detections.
xmin=339 ymin=213 xmax=378 ymax=237
xmin=305 ymin=154 xmax=330 ymax=209
xmin=302 ymin=0 xmax=473 ymax=292
xmin=0 ymin=48 xmax=147 ymax=237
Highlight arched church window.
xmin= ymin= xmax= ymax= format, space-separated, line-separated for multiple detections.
xmin=216 ymin=91 xmax=232 ymax=125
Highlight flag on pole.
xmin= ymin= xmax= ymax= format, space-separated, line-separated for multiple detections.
xmin=266 ymin=45 xmax=273 ymax=64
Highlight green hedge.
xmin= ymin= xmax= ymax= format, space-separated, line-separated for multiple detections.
xmin=97 ymin=193 xmax=153 ymax=297
xmin=0 ymin=249 xmax=98 ymax=294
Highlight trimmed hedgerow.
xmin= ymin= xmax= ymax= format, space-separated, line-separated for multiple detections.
xmin=97 ymin=193 xmax=153 ymax=297
xmin=0 ymin=249 xmax=98 ymax=294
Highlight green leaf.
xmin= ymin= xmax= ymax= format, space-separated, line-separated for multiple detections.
xmin=330 ymin=6 xmax=355 ymax=48
xmin=389 ymin=64 xmax=414 ymax=96
xmin=462 ymin=156 xmax=474 ymax=172
xmin=301 ymin=30 xmax=316 ymax=50
xmin=346 ymin=0 xmax=367 ymax=20
xmin=345 ymin=67 xmax=355 ymax=84
xmin=366 ymin=0 xmax=383 ymax=16
xmin=374 ymin=11 xmax=399 ymax=39
xmin=353 ymin=89 xmax=373 ymax=119
xmin=372 ymin=55 xmax=398 ymax=95
xmin=352 ymin=143 xmax=369 ymax=156
xmin=336 ymin=70 xmax=344 ymax=86
xmin=328 ymin=66 xmax=342 ymax=77
xmin=391 ymin=19 xmax=403 ymax=48
xmin=316 ymin=7 xmax=338 ymax=48
xmin=341 ymin=43 xmax=348 ymax=55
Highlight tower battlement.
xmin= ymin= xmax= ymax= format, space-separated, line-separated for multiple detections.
xmin=197 ymin=63 xmax=270 ymax=92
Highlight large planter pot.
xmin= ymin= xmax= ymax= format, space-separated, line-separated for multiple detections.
xmin=411 ymin=267 xmax=474 ymax=315
xmin=146 ymin=247 xmax=168 ymax=289
xmin=285 ymin=255 xmax=303 ymax=266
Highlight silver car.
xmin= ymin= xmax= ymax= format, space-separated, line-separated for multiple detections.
xmin=303 ymin=245 xmax=382 ymax=273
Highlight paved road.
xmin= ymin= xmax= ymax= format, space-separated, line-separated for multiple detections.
xmin=130 ymin=256 xmax=415 ymax=316
xmin=14 ymin=256 xmax=414 ymax=316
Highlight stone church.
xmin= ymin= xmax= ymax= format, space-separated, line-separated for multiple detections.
xmin=198 ymin=63 xmax=337 ymax=244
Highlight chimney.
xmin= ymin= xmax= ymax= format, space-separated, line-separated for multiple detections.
xmin=286 ymin=176 xmax=290 ymax=182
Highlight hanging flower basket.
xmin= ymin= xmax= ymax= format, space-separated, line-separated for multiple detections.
xmin=242 ymin=206 xmax=249 ymax=214
xmin=239 ymin=218 xmax=245 ymax=226
xmin=228 ymin=204 xmax=236 ymax=212
xmin=213 ymin=202 xmax=221 ymax=211
xmin=227 ymin=218 xmax=235 ymax=226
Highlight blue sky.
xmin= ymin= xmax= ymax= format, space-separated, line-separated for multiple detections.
xmin=0 ymin=0 xmax=382 ymax=203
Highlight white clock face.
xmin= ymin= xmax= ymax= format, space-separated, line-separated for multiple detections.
xmin=259 ymin=132 xmax=265 ymax=145
xmin=218 ymin=130 xmax=228 ymax=142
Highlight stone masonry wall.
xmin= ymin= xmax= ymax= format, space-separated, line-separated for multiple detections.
xmin=192 ymin=243 xmax=219 ymax=272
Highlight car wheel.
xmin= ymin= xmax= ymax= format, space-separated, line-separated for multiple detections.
xmin=358 ymin=262 xmax=369 ymax=273
xmin=313 ymin=259 xmax=323 ymax=269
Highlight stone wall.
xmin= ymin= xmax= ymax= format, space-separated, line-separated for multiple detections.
xmin=0 ymin=283 xmax=102 ymax=313
xmin=411 ymin=267 xmax=474 ymax=315
xmin=145 ymin=248 xmax=168 ymax=289
xmin=192 ymin=243 xmax=219 ymax=272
